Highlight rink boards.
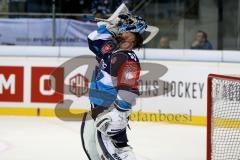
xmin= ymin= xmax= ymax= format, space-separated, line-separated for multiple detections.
xmin=0 ymin=49 xmax=240 ymax=126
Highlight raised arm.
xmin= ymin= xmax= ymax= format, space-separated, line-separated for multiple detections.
xmin=88 ymin=25 xmax=117 ymax=58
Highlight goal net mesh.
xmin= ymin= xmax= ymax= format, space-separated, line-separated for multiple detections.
xmin=210 ymin=77 xmax=240 ymax=160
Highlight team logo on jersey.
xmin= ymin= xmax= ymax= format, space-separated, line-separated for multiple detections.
xmin=101 ymin=41 xmax=115 ymax=54
xmin=125 ymin=71 xmax=135 ymax=79
xmin=118 ymin=61 xmax=140 ymax=89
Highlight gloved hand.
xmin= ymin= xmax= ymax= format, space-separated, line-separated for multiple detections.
xmin=105 ymin=23 xmax=120 ymax=37
xmin=94 ymin=107 xmax=131 ymax=136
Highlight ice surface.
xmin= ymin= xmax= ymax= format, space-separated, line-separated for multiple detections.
xmin=0 ymin=116 xmax=206 ymax=160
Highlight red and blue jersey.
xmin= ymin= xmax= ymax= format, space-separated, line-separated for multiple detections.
xmin=88 ymin=25 xmax=140 ymax=111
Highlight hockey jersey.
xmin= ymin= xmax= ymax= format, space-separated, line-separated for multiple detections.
xmin=88 ymin=25 xmax=140 ymax=111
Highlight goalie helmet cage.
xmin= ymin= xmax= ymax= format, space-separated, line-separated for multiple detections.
xmin=207 ymin=74 xmax=240 ymax=160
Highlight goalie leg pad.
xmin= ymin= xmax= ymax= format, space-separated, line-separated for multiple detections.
xmin=95 ymin=131 xmax=137 ymax=160
xmin=111 ymin=129 xmax=128 ymax=148
xmin=81 ymin=112 xmax=101 ymax=160
xmin=94 ymin=108 xmax=130 ymax=136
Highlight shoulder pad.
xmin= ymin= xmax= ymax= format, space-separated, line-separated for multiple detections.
xmin=113 ymin=51 xmax=139 ymax=62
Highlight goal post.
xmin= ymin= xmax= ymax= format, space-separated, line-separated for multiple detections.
xmin=207 ymin=74 xmax=240 ymax=160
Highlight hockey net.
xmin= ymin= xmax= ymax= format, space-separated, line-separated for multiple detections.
xmin=207 ymin=74 xmax=240 ymax=160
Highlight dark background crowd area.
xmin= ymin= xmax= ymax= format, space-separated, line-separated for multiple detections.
xmin=0 ymin=0 xmax=239 ymax=50
xmin=6 ymin=0 xmax=137 ymax=16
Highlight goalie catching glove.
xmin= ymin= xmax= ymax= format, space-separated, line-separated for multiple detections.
xmin=106 ymin=13 xmax=147 ymax=36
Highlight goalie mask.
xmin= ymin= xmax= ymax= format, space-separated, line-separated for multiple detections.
xmin=96 ymin=3 xmax=159 ymax=45
xmin=117 ymin=14 xmax=147 ymax=34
